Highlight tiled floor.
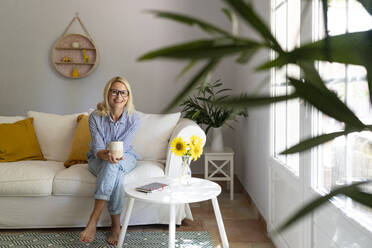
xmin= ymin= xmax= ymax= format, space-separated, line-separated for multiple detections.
xmin=0 ymin=177 xmax=275 ymax=248
xmin=182 ymin=192 xmax=275 ymax=248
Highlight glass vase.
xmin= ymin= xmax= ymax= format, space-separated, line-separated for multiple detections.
xmin=179 ymin=155 xmax=192 ymax=185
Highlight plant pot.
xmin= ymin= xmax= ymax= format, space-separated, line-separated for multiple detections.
xmin=210 ymin=127 xmax=224 ymax=152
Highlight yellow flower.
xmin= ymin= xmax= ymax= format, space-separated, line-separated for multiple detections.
xmin=170 ymin=137 xmax=187 ymax=156
xmin=190 ymin=144 xmax=203 ymax=161
xmin=190 ymin=135 xmax=203 ymax=147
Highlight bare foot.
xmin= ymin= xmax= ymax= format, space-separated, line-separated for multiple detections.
xmin=107 ymin=227 xmax=121 ymax=246
xmin=80 ymin=222 xmax=96 ymax=243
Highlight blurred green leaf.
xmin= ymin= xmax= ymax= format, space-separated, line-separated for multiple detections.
xmin=236 ymin=49 xmax=257 ymax=64
xmin=277 ymin=181 xmax=370 ymax=232
xmin=148 ymin=10 xmax=232 ymax=37
xmin=299 ymin=61 xmax=328 ymax=91
xmin=213 ymin=93 xmax=298 ymax=108
xmin=162 ymin=59 xmax=220 ymax=113
xmin=176 ymin=60 xmax=198 ymax=81
xmin=280 ymin=131 xmax=351 ymax=154
xmin=289 ymin=78 xmax=366 ymax=129
xmin=223 ymin=0 xmax=283 ymax=52
xmin=258 ymin=31 xmax=372 ymax=70
xmin=344 ymin=190 xmax=372 ymax=208
xmin=138 ymin=39 xmax=261 ymax=61
xmin=320 ymin=0 xmax=330 ymax=60
xmin=367 ymin=67 xmax=372 ymax=106
xmin=222 ymin=8 xmax=233 ymax=22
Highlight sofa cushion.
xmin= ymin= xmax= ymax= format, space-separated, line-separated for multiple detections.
xmin=0 ymin=116 xmax=25 ymax=124
xmin=0 ymin=161 xmax=65 ymax=196
xmin=53 ymin=160 xmax=165 ymax=196
xmin=132 ymin=111 xmax=180 ymax=160
xmin=27 ymin=111 xmax=83 ymax=162
xmin=0 ymin=118 xmax=45 ymax=162
xmin=64 ymin=114 xmax=91 ymax=168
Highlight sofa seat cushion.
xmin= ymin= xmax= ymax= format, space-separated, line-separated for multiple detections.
xmin=53 ymin=160 xmax=165 ymax=196
xmin=0 ymin=161 xmax=65 ymax=196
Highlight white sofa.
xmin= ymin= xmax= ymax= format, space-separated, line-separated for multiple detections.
xmin=0 ymin=110 xmax=206 ymax=229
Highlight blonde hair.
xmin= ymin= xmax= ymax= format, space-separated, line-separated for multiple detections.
xmin=96 ymin=76 xmax=135 ymax=116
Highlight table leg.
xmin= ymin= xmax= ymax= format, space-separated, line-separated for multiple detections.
xmin=168 ymin=203 xmax=176 ymax=248
xmin=211 ymin=197 xmax=229 ymax=248
xmin=117 ymin=197 xmax=134 ymax=248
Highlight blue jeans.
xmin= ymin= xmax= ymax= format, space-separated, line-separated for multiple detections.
xmin=88 ymin=153 xmax=137 ymax=215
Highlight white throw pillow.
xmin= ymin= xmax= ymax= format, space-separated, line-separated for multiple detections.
xmin=132 ymin=111 xmax=181 ymax=160
xmin=0 ymin=116 xmax=25 ymax=124
xmin=27 ymin=111 xmax=84 ymax=162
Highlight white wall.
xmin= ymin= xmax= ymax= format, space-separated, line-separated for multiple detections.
xmin=0 ymin=0 xmax=236 ymax=116
xmin=232 ymin=0 xmax=271 ymax=221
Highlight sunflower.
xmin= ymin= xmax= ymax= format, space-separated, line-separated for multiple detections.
xmin=170 ymin=137 xmax=187 ymax=156
xmin=190 ymin=144 xmax=203 ymax=161
xmin=189 ymin=135 xmax=203 ymax=147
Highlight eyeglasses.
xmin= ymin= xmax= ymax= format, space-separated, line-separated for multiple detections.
xmin=109 ymin=89 xmax=129 ymax=98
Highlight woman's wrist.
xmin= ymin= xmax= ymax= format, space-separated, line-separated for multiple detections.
xmin=96 ymin=150 xmax=108 ymax=160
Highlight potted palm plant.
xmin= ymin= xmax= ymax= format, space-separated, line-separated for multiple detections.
xmin=180 ymin=80 xmax=248 ymax=151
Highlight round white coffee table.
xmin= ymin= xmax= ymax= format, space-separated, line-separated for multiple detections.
xmin=117 ymin=176 xmax=229 ymax=248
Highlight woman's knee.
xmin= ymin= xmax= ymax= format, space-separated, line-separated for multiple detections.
xmin=121 ymin=154 xmax=137 ymax=174
xmin=102 ymin=160 xmax=121 ymax=174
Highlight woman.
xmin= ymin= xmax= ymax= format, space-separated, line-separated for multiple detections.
xmin=80 ymin=76 xmax=141 ymax=245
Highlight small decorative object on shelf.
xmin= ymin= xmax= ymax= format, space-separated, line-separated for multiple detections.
xmin=61 ymin=56 xmax=72 ymax=63
xmin=170 ymin=135 xmax=204 ymax=185
xmin=72 ymin=41 xmax=79 ymax=48
xmin=52 ymin=13 xmax=99 ymax=79
xmin=72 ymin=68 xmax=79 ymax=78
xmin=82 ymin=49 xmax=90 ymax=64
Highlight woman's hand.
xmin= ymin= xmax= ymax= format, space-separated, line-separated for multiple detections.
xmin=97 ymin=150 xmax=124 ymax=164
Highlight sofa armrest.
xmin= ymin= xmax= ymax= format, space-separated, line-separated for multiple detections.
xmin=164 ymin=118 xmax=206 ymax=177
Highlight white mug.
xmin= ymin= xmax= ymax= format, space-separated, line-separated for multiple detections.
xmin=108 ymin=141 xmax=123 ymax=159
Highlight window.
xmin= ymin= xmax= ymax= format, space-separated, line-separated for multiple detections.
xmin=271 ymin=0 xmax=301 ymax=175
xmin=313 ymin=0 xmax=372 ymax=223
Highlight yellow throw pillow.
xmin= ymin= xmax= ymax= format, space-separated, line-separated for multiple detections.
xmin=64 ymin=114 xmax=91 ymax=168
xmin=0 ymin=118 xmax=44 ymax=162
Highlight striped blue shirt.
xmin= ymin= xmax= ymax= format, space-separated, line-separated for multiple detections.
xmin=86 ymin=110 xmax=141 ymax=160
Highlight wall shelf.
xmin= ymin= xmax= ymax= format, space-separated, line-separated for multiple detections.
xmin=54 ymin=47 xmax=96 ymax=50
xmin=55 ymin=62 xmax=95 ymax=65
xmin=52 ymin=33 xmax=99 ymax=79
